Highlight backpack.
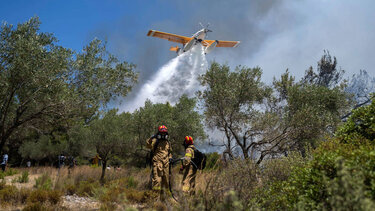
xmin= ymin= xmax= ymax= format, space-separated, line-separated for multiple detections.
xmin=192 ymin=149 xmax=206 ymax=170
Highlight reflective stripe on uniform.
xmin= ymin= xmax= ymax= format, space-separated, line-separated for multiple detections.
xmin=185 ymin=153 xmax=192 ymax=157
xmin=153 ymin=186 xmax=161 ymax=191
xmin=182 ymin=184 xmax=190 ymax=192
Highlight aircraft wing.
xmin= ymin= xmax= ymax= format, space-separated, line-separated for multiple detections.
xmin=147 ymin=30 xmax=192 ymax=44
xmin=202 ymin=39 xmax=240 ymax=48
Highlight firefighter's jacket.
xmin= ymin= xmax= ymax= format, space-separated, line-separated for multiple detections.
xmin=182 ymin=145 xmax=197 ymax=193
xmin=146 ymin=137 xmax=172 ymax=163
xmin=183 ymin=145 xmax=195 ymax=167
xmin=146 ymin=137 xmax=172 ymax=191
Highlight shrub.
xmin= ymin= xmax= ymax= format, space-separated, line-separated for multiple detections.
xmin=204 ymin=152 xmax=221 ymax=170
xmin=28 ymin=189 xmax=49 ymax=204
xmin=76 ymin=180 xmax=100 ymax=197
xmin=23 ymin=202 xmax=52 ymax=211
xmin=257 ymin=98 xmax=375 ymax=210
xmin=0 ymin=185 xmax=19 ymax=206
xmin=28 ymin=189 xmax=62 ymax=205
xmin=19 ymin=188 xmax=31 ymax=204
xmin=125 ymin=189 xmax=146 ymax=203
xmin=34 ymin=174 xmax=52 ymax=190
xmin=337 ymin=95 xmax=375 ymax=142
xmin=18 ymin=171 xmax=29 ymax=183
xmin=100 ymin=202 xmax=117 ymax=211
xmin=116 ymin=176 xmax=138 ymax=189
xmin=325 ymin=161 xmax=375 ymax=210
xmin=260 ymin=151 xmax=306 ymax=184
xmin=64 ymin=183 xmax=77 ymax=195
xmin=47 ymin=190 xmax=63 ymax=204
xmin=100 ymin=186 xmax=125 ymax=204
xmin=193 ymin=159 xmax=258 ymax=210
xmin=5 ymin=168 xmax=19 ymax=176
xmin=0 ymin=186 xmax=32 ymax=206
xmin=0 ymin=179 xmax=6 ymax=189
xmin=0 ymin=168 xmax=18 ymax=179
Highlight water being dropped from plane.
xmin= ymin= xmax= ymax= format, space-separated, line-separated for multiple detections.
xmin=121 ymin=45 xmax=208 ymax=112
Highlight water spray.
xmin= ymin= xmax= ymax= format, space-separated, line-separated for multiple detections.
xmin=122 ymin=45 xmax=208 ymax=112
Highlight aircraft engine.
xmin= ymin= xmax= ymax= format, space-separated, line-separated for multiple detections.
xmin=205 ymin=40 xmax=218 ymax=54
xmin=183 ymin=38 xmax=195 ymax=52
xmin=176 ymin=47 xmax=182 ymax=55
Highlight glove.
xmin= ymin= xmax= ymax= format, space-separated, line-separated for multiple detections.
xmin=179 ymin=166 xmax=184 ymax=174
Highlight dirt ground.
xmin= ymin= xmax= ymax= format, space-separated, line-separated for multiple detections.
xmin=2 ymin=170 xmax=101 ymax=211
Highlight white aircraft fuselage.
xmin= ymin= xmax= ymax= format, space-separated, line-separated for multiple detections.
xmin=147 ymin=26 xmax=240 ymax=55
xmin=192 ymin=29 xmax=207 ymax=40
xmin=180 ymin=28 xmax=212 ymax=55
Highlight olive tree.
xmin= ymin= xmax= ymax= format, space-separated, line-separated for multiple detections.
xmin=0 ymin=17 xmax=137 ymax=154
xmin=199 ymin=62 xmax=272 ymax=160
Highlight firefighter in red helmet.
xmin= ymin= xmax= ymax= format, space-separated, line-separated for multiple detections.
xmin=180 ymin=136 xmax=197 ymax=194
xmin=146 ymin=125 xmax=172 ymax=199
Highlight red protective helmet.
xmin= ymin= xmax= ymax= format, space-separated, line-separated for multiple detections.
xmin=184 ymin=136 xmax=194 ymax=145
xmin=158 ymin=125 xmax=168 ymax=133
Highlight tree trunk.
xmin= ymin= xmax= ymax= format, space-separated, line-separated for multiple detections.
xmin=241 ymin=146 xmax=249 ymax=159
xmin=100 ymin=160 xmax=107 ymax=183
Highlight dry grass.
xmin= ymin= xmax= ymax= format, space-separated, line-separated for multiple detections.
xmin=1 ymin=163 xmax=261 ymax=210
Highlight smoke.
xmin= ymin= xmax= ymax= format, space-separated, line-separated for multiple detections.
xmin=100 ymin=0 xmax=288 ymax=111
xmin=120 ymin=45 xmax=208 ymax=112
xmin=94 ymin=0 xmax=375 ymax=111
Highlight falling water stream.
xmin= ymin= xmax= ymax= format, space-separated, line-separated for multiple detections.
xmin=122 ymin=45 xmax=208 ymax=112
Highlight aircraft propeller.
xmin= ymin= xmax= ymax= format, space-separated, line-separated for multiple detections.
xmin=199 ymin=22 xmax=212 ymax=33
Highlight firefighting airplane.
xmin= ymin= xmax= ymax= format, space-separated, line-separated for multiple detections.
xmin=147 ymin=24 xmax=240 ymax=55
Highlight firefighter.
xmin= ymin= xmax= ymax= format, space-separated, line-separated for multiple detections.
xmin=180 ymin=136 xmax=197 ymax=194
xmin=146 ymin=125 xmax=172 ymax=199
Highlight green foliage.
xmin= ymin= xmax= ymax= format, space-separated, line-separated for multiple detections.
xmin=324 ymin=161 xmax=375 ymax=210
xmin=286 ymin=84 xmax=349 ymax=148
xmin=337 ymin=95 xmax=375 ymax=142
xmin=253 ymin=98 xmax=375 ymax=210
xmin=34 ymin=173 xmax=52 ymax=190
xmin=99 ymin=186 xmax=126 ymax=207
xmin=83 ymin=109 xmax=134 ymax=181
xmin=18 ymin=171 xmax=29 ymax=183
xmin=131 ymin=95 xmax=206 ymax=157
xmin=1 ymin=16 xmax=137 ymax=157
xmin=199 ymin=62 xmax=272 ymax=159
xmin=12 ymin=171 xmax=29 ymax=183
xmin=221 ymin=190 xmax=244 ymax=211
xmin=204 ymin=152 xmax=221 ymax=170
xmin=123 ymin=176 xmax=138 ymax=189
xmin=302 ymin=50 xmax=344 ymax=88
xmin=109 ymin=155 xmax=125 ymax=167
xmin=76 ymin=180 xmax=100 ymax=197
xmin=0 ymin=168 xmax=18 ymax=180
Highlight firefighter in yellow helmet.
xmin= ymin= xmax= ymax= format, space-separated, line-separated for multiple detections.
xmin=180 ymin=136 xmax=197 ymax=194
xmin=146 ymin=125 xmax=172 ymax=199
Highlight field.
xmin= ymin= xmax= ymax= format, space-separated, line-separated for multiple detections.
xmin=0 ymin=165 xmax=217 ymax=210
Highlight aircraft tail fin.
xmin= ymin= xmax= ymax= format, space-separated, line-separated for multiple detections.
xmin=169 ymin=46 xmax=179 ymax=51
